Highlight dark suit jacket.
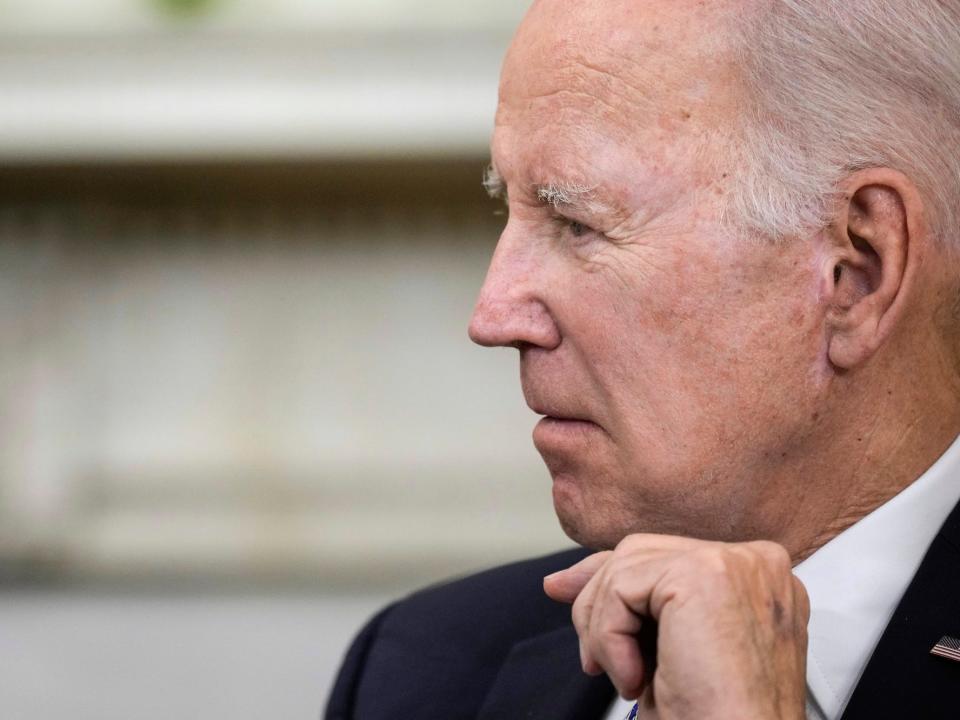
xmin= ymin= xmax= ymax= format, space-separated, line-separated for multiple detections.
xmin=326 ymin=500 xmax=960 ymax=719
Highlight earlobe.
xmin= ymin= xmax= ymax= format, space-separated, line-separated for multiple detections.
xmin=827 ymin=266 xmax=884 ymax=369
xmin=824 ymin=171 xmax=918 ymax=371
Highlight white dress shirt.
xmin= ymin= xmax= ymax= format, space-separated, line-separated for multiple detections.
xmin=795 ymin=434 xmax=960 ymax=718
xmin=602 ymin=434 xmax=960 ymax=720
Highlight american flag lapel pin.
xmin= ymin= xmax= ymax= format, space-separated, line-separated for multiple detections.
xmin=930 ymin=635 xmax=960 ymax=662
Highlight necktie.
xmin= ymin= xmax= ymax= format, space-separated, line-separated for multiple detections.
xmin=625 ymin=702 xmax=639 ymax=719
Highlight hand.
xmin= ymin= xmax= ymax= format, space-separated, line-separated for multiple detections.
xmin=544 ymin=535 xmax=809 ymax=720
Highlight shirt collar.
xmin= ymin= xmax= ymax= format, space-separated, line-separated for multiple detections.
xmin=794 ymin=433 xmax=960 ymax=720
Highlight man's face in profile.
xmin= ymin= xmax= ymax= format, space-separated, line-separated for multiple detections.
xmin=469 ymin=0 xmax=832 ymax=550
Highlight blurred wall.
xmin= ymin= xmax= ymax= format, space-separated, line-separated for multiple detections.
xmin=0 ymin=0 xmax=567 ymax=593
xmin=0 ymin=3 xmax=575 ymax=717
xmin=0 ymin=162 xmax=567 ymax=590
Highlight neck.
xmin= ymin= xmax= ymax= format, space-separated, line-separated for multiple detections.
xmin=771 ymin=340 xmax=960 ymax=563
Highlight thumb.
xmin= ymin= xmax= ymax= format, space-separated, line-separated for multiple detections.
xmin=543 ymin=551 xmax=612 ymax=603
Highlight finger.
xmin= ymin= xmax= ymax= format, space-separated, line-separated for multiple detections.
xmin=593 ymin=620 xmax=646 ymax=698
xmin=791 ymin=574 xmax=811 ymax=641
xmin=583 ymin=554 xmax=677 ymax=698
xmin=571 ymin=563 xmax=606 ymax=674
xmin=544 ymin=550 xmax=613 ymax=603
xmin=587 ymin=559 xmax=659 ymax=698
xmin=545 ymin=537 xmax=684 ymax=604
xmin=792 ymin=575 xmax=810 ymax=621
xmin=615 ymin=532 xmax=705 ymax=554
xmin=579 ymin=636 xmax=604 ymax=676
xmin=639 ymin=684 xmax=659 ymax=719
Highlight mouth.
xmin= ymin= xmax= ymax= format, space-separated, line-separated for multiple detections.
xmin=536 ymin=412 xmax=593 ymax=424
xmin=532 ymin=416 xmax=602 ymax=455
xmin=540 ymin=415 xmax=599 ymax=427
xmin=528 ymin=401 xmax=596 ymax=424
xmin=535 ymin=415 xmax=599 ymax=429
xmin=529 ymin=403 xmax=603 ymax=447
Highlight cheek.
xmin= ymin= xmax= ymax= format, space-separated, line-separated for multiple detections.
xmin=653 ymin=282 xmax=824 ymax=463
xmin=620 ymin=259 xmax=733 ymax=403
xmin=600 ymin=252 xmax=821 ymax=446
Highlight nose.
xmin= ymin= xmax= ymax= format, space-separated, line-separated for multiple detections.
xmin=468 ymin=225 xmax=560 ymax=349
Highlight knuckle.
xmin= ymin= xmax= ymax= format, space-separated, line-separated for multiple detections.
xmin=793 ymin=576 xmax=812 ymax=618
xmin=685 ymin=541 xmax=795 ymax=594
xmin=691 ymin=545 xmax=730 ymax=578
xmin=614 ymin=533 xmax=647 ymax=555
xmin=571 ymin=596 xmax=592 ymax=632
xmin=747 ymin=540 xmax=792 ymax=571
xmin=603 ymin=553 xmax=646 ymax=595
xmin=604 ymin=570 xmax=628 ymax=599
xmin=605 ymin=553 xmax=627 ymax=575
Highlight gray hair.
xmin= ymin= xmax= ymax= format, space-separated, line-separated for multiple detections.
xmin=730 ymin=0 xmax=960 ymax=246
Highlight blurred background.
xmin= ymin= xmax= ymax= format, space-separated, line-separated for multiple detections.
xmin=0 ymin=1 xmax=573 ymax=717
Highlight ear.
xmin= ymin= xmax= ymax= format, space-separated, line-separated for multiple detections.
xmin=824 ymin=168 xmax=927 ymax=370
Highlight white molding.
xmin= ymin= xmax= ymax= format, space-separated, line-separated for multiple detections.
xmin=0 ymin=0 xmax=529 ymax=36
xmin=0 ymin=30 xmax=509 ymax=161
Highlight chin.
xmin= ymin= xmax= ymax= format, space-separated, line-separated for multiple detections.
xmin=551 ymin=473 xmax=629 ymax=551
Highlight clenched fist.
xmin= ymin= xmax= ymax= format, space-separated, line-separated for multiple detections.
xmin=544 ymin=535 xmax=810 ymax=720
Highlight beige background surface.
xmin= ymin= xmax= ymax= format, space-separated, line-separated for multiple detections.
xmin=0 ymin=2 xmax=572 ymax=718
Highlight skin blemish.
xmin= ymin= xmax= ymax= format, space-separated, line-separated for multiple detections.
xmin=772 ymin=599 xmax=785 ymax=625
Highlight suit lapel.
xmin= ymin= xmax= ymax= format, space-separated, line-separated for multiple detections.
xmin=478 ymin=624 xmax=614 ymax=720
xmin=466 ymin=497 xmax=960 ymax=720
xmin=841 ymin=499 xmax=960 ymax=720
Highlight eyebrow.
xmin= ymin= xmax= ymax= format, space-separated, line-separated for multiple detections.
xmin=483 ymin=164 xmax=607 ymax=215
xmin=535 ymin=182 xmax=598 ymax=212
xmin=483 ymin=164 xmax=507 ymax=200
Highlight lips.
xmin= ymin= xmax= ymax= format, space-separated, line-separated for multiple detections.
xmin=533 ymin=416 xmax=602 ymax=454
xmin=528 ymin=400 xmax=603 ymax=438
xmin=527 ymin=403 xmax=593 ymax=425
xmin=536 ymin=416 xmax=599 ymax=430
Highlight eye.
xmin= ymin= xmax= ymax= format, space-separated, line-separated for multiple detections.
xmin=548 ymin=213 xmax=600 ymax=243
xmin=554 ymin=216 xmax=595 ymax=239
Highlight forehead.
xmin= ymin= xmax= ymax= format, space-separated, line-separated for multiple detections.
xmin=503 ymin=0 xmax=726 ymax=99
xmin=493 ymin=0 xmax=742 ymax=196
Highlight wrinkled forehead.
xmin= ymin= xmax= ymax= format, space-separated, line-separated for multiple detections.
xmin=493 ymin=0 xmax=746 ymax=205
xmin=496 ymin=0 xmax=742 ymax=148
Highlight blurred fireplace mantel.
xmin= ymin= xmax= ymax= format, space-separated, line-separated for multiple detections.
xmin=0 ymin=0 xmax=524 ymax=163
xmin=0 ymin=3 xmax=561 ymax=591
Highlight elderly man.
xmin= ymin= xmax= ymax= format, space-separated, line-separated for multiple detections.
xmin=326 ymin=1 xmax=960 ymax=718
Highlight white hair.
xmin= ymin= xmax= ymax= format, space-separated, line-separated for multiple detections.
xmin=730 ymin=0 xmax=960 ymax=247
xmin=536 ymin=182 xmax=594 ymax=209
